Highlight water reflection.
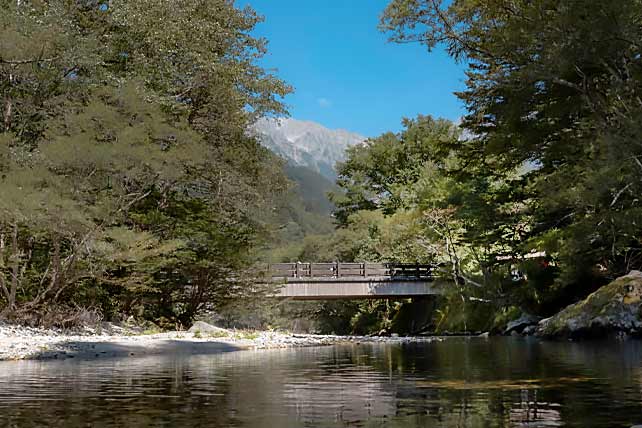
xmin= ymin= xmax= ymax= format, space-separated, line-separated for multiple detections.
xmin=0 ymin=338 xmax=641 ymax=427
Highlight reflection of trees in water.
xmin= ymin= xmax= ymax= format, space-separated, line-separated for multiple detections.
xmin=0 ymin=356 xmax=237 ymax=427
xmin=0 ymin=339 xmax=641 ymax=427
xmin=535 ymin=340 xmax=642 ymax=426
xmin=339 ymin=339 xmax=636 ymax=427
xmin=509 ymin=390 xmax=563 ymax=427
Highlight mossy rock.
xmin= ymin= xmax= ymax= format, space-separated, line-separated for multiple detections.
xmin=537 ymin=271 xmax=642 ymax=339
xmin=188 ymin=321 xmax=230 ymax=336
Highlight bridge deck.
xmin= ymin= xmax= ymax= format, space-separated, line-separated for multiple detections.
xmin=267 ymin=263 xmax=440 ymax=299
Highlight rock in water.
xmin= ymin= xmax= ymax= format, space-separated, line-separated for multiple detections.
xmin=537 ymin=271 xmax=642 ymax=339
xmin=187 ymin=321 xmax=229 ymax=336
xmin=504 ymin=313 xmax=542 ymax=335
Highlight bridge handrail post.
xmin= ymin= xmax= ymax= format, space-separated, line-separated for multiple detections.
xmin=295 ymin=262 xmax=299 ymax=278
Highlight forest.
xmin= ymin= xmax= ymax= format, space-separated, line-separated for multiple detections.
xmin=0 ymin=0 xmax=292 ymax=328
xmin=269 ymin=0 xmax=642 ymax=335
xmin=2 ymin=0 xmax=642 ymax=336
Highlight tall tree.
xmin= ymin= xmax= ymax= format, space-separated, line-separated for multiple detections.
xmin=332 ymin=115 xmax=459 ymax=224
xmin=0 ymin=0 xmax=292 ymax=325
xmin=381 ymin=0 xmax=642 ymax=301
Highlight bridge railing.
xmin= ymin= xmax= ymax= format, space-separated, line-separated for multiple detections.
xmin=267 ymin=263 xmax=434 ymax=280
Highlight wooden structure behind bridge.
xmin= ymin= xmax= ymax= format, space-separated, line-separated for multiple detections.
xmin=267 ymin=262 xmax=441 ymax=300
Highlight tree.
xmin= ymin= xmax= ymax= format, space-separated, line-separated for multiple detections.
xmin=331 ymin=115 xmax=459 ymax=225
xmin=0 ymin=0 xmax=292 ymax=326
xmin=381 ymin=0 xmax=642 ymax=304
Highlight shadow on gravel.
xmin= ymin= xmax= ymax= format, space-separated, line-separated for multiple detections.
xmin=29 ymin=339 xmax=245 ymax=361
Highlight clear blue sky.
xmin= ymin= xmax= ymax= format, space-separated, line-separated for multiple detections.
xmin=239 ymin=0 xmax=466 ymax=137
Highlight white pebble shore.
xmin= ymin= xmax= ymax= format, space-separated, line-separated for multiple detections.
xmin=0 ymin=321 xmax=441 ymax=361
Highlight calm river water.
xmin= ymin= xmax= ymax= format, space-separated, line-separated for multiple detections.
xmin=0 ymin=337 xmax=641 ymax=427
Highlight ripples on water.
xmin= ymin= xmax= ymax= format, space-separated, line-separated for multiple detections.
xmin=0 ymin=337 xmax=641 ymax=427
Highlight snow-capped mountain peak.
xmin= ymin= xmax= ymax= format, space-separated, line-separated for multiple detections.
xmin=252 ymin=118 xmax=365 ymax=180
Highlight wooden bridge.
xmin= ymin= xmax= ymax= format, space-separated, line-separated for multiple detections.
xmin=266 ymin=263 xmax=441 ymax=300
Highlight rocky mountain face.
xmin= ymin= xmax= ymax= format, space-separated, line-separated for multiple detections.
xmin=253 ymin=118 xmax=365 ymax=181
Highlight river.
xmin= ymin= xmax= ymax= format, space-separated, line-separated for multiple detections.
xmin=0 ymin=337 xmax=641 ymax=427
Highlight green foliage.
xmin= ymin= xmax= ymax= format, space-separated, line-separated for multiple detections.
xmin=490 ymin=306 xmax=521 ymax=334
xmin=284 ymin=164 xmax=338 ymax=216
xmin=254 ymin=163 xmax=339 ymax=264
xmin=331 ymin=115 xmax=459 ymax=224
xmin=0 ymin=0 xmax=291 ymax=327
xmin=376 ymin=0 xmax=642 ymax=319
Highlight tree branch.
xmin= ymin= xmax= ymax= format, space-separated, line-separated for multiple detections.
xmin=610 ymin=183 xmax=633 ymax=207
xmin=0 ymin=56 xmax=59 ymax=65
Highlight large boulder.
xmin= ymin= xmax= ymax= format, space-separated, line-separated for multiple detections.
xmin=537 ymin=271 xmax=642 ymax=339
xmin=188 ymin=321 xmax=229 ymax=336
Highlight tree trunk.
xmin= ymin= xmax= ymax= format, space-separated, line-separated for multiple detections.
xmin=50 ymin=236 xmax=61 ymax=294
xmin=3 ymin=97 xmax=12 ymax=132
xmin=0 ymin=231 xmax=9 ymax=311
xmin=8 ymin=222 xmax=18 ymax=311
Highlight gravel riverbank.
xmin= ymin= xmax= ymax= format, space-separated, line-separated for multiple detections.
xmin=0 ymin=322 xmax=441 ymax=361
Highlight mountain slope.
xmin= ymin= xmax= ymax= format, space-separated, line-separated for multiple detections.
xmin=284 ymin=163 xmax=337 ymax=215
xmin=252 ymin=118 xmax=364 ymax=263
